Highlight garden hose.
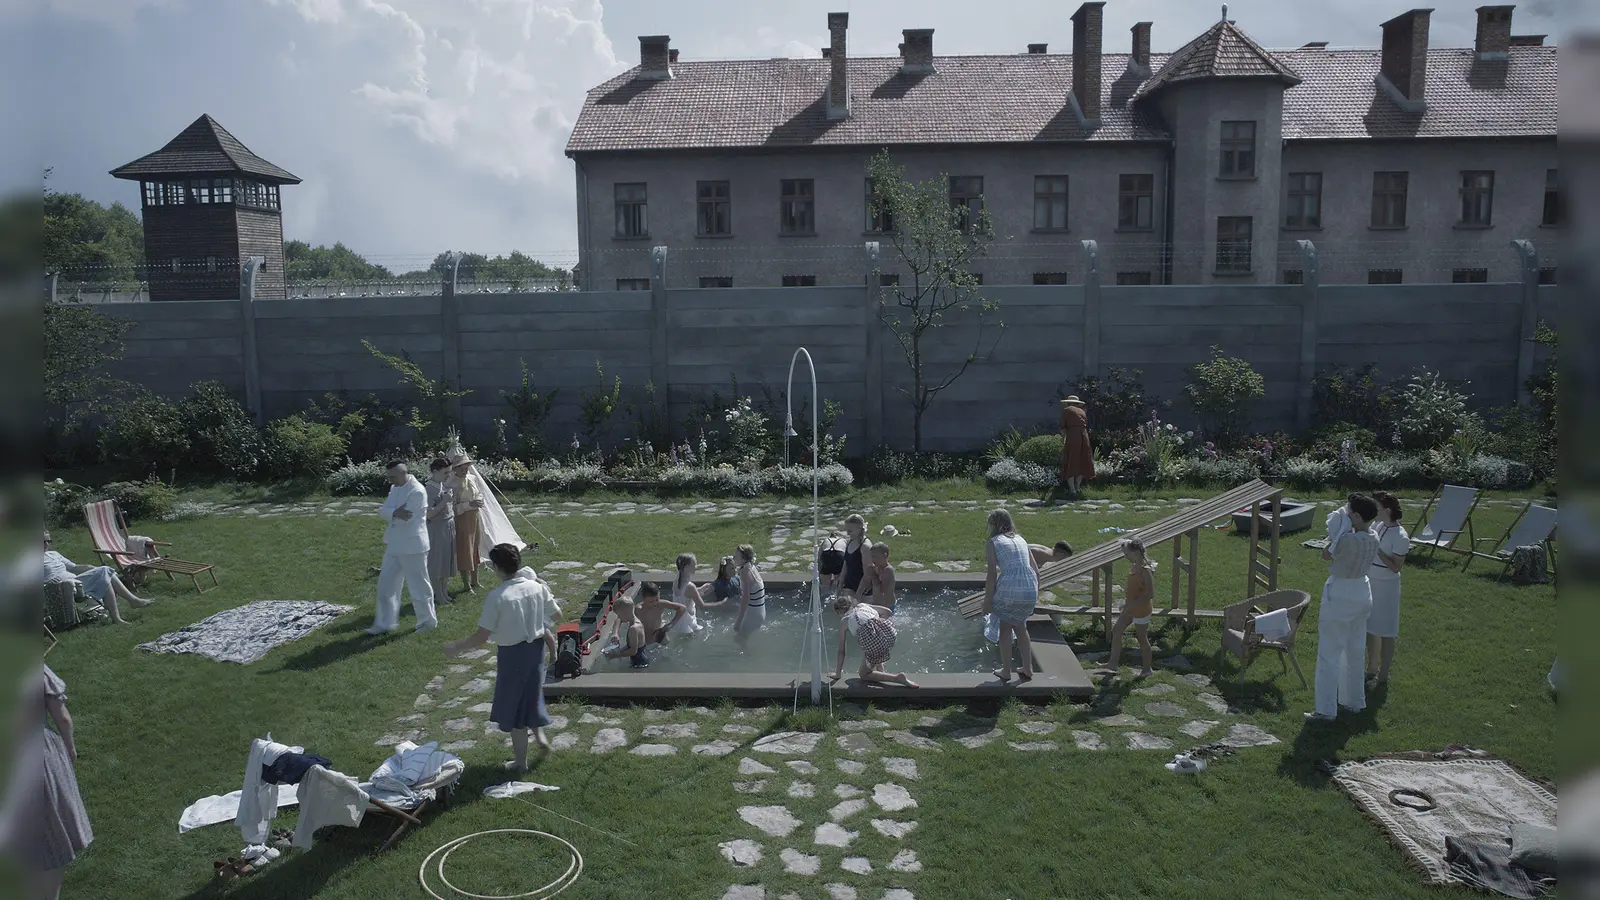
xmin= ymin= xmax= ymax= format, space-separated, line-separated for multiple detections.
xmin=419 ymin=828 xmax=583 ymax=900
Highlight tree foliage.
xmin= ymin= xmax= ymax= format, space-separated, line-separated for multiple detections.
xmin=414 ymin=250 xmax=571 ymax=289
xmin=362 ymin=340 xmax=471 ymax=449
xmin=44 ymin=169 xmax=145 ymax=281
xmin=866 ymin=151 xmax=1003 ymax=452
xmin=1184 ymin=345 xmax=1266 ymax=447
xmin=284 ymin=240 xmax=394 ymax=282
xmin=43 ymin=300 xmax=137 ymax=426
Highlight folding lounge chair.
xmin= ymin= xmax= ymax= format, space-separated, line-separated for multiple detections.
xmin=360 ymin=760 xmax=465 ymax=851
xmin=1409 ymin=484 xmax=1481 ymax=561
xmin=1463 ymin=501 xmax=1558 ymax=581
xmin=1218 ymin=589 xmax=1312 ymax=687
xmin=84 ymin=499 xmax=218 ymax=593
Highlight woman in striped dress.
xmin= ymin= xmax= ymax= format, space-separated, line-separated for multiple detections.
xmin=831 ymin=595 xmax=919 ymax=688
xmin=0 ymin=665 xmax=94 ymax=900
xmin=984 ymin=508 xmax=1040 ymax=683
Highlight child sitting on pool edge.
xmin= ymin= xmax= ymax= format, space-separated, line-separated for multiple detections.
xmin=831 ymin=594 xmax=919 ymax=689
xmin=601 ymin=594 xmax=650 ymax=668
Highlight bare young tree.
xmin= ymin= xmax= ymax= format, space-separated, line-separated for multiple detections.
xmin=866 ymin=151 xmax=1004 ymax=452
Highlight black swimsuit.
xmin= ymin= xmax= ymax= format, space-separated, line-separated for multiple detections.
xmin=841 ymin=541 xmax=865 ymax=593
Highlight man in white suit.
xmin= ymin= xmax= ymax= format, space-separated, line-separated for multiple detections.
xmin=367 ymin=461 xmax=439 ymax=635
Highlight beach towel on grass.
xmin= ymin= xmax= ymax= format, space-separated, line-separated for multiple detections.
xmin=139 ymin=601 xmax=353 ymax=664
xmin=1330 ymin=756 xmax=1556 ymax=886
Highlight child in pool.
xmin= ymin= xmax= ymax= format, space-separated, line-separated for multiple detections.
xmin=669 ymin=552 xmax=710 ymax=636
xmin=1098 ymin=538 xmax=1157 ymax=678
xmin=856 ymin=541 xmax=897 ymax=613
xmin=831 ymin=594 xmax=919 ymax=688
xmin=702 ymin=555 xmax=740 ymax=606
xmin=601 ymin=595 xmax=650 ymax=668
xmin=634 ymin=581 xmax=686 ymax=646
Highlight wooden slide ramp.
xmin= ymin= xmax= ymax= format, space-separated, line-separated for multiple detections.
xmin=956 ymin=480 xmax=1286 ymax=634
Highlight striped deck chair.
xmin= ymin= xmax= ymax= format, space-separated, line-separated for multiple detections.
xmin=1409 ymin=484 xmax=1481 ymax=561
xmin=84 ymin=499 xmax=218 ymax=593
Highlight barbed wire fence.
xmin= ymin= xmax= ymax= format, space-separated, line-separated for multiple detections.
xmin=45 ymin=235 xmax=1558 ymax=301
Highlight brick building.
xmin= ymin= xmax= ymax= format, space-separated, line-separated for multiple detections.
xmin=566 ymin=4 xmax=1557 ymax=289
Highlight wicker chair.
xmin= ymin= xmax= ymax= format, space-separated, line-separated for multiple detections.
xmin=1218 ymin=589 xmax=1312 ymax=687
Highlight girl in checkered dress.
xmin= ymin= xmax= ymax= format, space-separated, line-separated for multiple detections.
xmin=830 ymin=595 xmax=920 ymax=689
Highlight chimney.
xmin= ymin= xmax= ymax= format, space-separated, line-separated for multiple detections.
xmin=1378 ymin=9 xmax=1431 ymax=112
xmin=827 ymin=12 xmax=850 ymax=120
xmin=637 ymin=35 xmax=672 ymax=80
xmin=899 ymin=29 xmax=935 ymax=74
xmin=1028 ymin=43 xmax=1048 ymax=54
xmin=669 ymin=48 xmax=679 ymax=64
xmin=1129 ymin=21 xmax=1152 ymax=75
xmin=1509 ymin=34 xmax=1545 ymax=46
xmin=1300 ymin=41 xmax=1329 ymax=49
xmin=821 ymin=47 xmax=832 ymax=58
xmin=1070 ymin=2 xmax=1105 ymax=125
xmin=1475 ymin=5 xmax=1514 ymax=60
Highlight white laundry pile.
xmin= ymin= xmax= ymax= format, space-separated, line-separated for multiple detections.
xmin=361 ymin=741 xmax=465 ymax=808
xmin=291 ymin=766 xmax=368 ymax=849
xmin=138 ymin=601 xmax=354 ymax=664
xmin=483 ymin=782 xmax=561 ymax=799
xmin=237 ymin=735 xmax=302 ymax=844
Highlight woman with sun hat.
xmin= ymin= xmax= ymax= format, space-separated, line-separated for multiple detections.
xmin=1059 ymin=395 xmax=1095 ymax=498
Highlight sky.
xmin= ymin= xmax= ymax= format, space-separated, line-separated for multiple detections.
xmin=12 ymin=0 xmax=1572 ymax=274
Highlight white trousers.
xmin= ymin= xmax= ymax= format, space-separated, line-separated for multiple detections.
xmin=1314 ymin=577 xmax=1372 ymax=716
xmin=375 ymin=549 xmax=437 ymax=631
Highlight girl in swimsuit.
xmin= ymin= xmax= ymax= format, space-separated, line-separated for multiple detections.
xmin=670 ymin=552 xmax=708 ymax=635
xmin=732 ymin=544 xmax=766 ymax=636
xmin=702 ymin=555 xmax=739 ymax=606
xmin=839 ymin=514 xmax=868 ymax=595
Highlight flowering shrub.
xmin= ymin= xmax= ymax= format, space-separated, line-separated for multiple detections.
xmin=1179 ymin=456 xmax=1261 ymax=486
xmin=1283 ymin=456 xmax=1336 ymax=489
xmin=984 ymin=458 xmax=1057 ymax=492
xmin=1394 ymin=371 xmax=1473 ymax=450
xmin=723 ymin=397 xmax=773 ymax=469
xmin=1184 ymin=346 xmax=1265 ymax=447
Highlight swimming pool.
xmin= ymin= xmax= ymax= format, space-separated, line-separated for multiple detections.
xmin=543 ymin=572 xmax=1094 ymax=701
xmin=619 ymin=584 xmax=994 ymax=676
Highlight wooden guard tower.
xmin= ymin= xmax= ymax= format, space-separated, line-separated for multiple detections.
xmin=110 ymin=115 xmax=300 ymax=302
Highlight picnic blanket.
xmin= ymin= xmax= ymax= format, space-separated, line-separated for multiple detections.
xmin=138 ymin=601 xmax=353 ymax=664
xmin=1330 ymin=755 xmax=1556 ymax=886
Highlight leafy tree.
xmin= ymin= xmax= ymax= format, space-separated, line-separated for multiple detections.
xmin=866 ymin=151 xmax=1003 ymax=452
xmin=416 ymin=250 xmax=571 ymax=289
xmin=284 ymin=240 xmax=394 ymax=282
xmin=1184 ymin=345 xmax=1265 ymax=447
xmin=44 ymin=169 xmax=145 ymax=282
xmin=43 ymin=299 xmax=137 ymax=426
xmin=501 ymin=359 xmax=558 ymax=459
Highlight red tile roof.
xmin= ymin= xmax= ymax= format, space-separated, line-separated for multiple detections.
xmin=111 ymin=114 xmax=302 ymax=184
xmin=567 ymin=44 xmax=1556 ymax=154
xmin=1133 ymin=20 xmax=1301 ymax=101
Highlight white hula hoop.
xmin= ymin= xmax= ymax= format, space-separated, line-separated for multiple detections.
xmin=418 ymin=828 xmax=584 ymax=900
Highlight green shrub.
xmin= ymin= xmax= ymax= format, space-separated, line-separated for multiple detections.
xmin=984 ymin=425 xmax=1038 ymax=464
xmin=1184 ymin=346 xmax=1265 ymax=447
xmin=1013 ymin=434 xmax=1064 ymax=468
xmin=1308 ymin=423 xmax=1382 ymax=461
xmin=1061 ymin=366 xmax=1168 ymax=453
xmin=1283 ymin=456 xmax=1335 ymax=490
xmin=856 ymin=446 xmax=980 ymax=485
xmin=304 ymin=392 xmax=406 ymax=460
xmin=95 ymin=479 xmax=177 ymax=522
xmin=1394 ymin=371 xmax=1472 ymax=450
xmin=44 ymin=480 xmax=92 ymax=528
xmin=326 ymin=459 xmax=400 ymax=496
xmin=264 ymin=415 xmax=347 ymax=479
xmin=1487 ymin=406 xmax=1555 ymax=481
xmin=178 ymin=381 xmax=264 ymax=478
xmin=1180 ymin=457 xmax=1261 ymax=486
xmin=984 ymin=458 xmax=1057 ymax=492
xmin=99 ymin=394 xmax=190 ymax=477
xmin=1311 ymin=363 xmax=1395 ymax=434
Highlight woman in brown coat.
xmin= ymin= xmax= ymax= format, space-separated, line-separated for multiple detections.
xmin=1059 ymin=396 xmax=1094 ymax=498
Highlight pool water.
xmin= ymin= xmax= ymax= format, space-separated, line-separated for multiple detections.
xmin=600 ymin=584 xmax=1000 ymax=675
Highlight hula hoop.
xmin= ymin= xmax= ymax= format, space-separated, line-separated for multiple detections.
xmin=418 ymin=829 xmax=583 ymax=900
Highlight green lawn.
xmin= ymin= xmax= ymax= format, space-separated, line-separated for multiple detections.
xmin=42 ymin=483 xmax=1555 ymax=900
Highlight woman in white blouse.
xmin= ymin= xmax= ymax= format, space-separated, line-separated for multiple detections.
xmin=1365 ymin=491 xmax=1410 ymax=687
xmin=444 ymin=543 xmax=562 ymax=771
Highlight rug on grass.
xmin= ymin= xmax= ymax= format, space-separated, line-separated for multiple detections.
xmin=1330 ymin=755 xmax=1556 ymax=886
xmin=139 ymin=601 xmax=354 ymax=664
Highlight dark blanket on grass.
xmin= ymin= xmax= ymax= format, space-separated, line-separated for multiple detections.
xmin=138 ymin=601 xmax=354 ymax=664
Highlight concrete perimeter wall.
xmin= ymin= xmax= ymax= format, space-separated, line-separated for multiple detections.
xmin=93 ymin=240 xmax=1558 ymax=452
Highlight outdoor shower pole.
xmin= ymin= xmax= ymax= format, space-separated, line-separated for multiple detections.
xmin=786 ymin=348 xmax=822 ymax=705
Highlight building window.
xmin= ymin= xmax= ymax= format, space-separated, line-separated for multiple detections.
xmin=1033 ymin=272 xmax=1070 ymax=285
xmin=1118 ymin=174 xmax=1154 ymax=230
xmin=1285 ymin=173 xmax=1322 ymax=229
xmin=865 ymin=178 xmax=895 ymax=233
xmin=1219 ymin=121 xmax=1256 ymax=177
xmin=192 ymin=180 xmax=212 ymax=204
xmin=949 ymin=176 xmax=984 ymax=232
xmin=161 ymin=182 xmax=187 ymax=205
xmin=1368 ymin=268 xmax=1402 ymax=284
xmin=1458 ymin=171 xmax=1494 ymax=227
xmin=696 ymin=181 xmax=731 ymax=236
xmin=1543 ymin=169 xmax=1561 ymax=227
xmin=780 ymin=179 xmax=815 ymax=235
xmin=1371 ymin=171 xmax=1408 ymax=228
xmin=1115 ymin=271 xmax=1153 ymax=285
xmin=1281 ymin=269 xmax=1304 ymax=285
xmin=614 ymin=183 xmax=648 ymax=238
xmin=616 ymin=278 xmax=651 ymax=290
xmin=215 ymin=178 xmax=233 ymax=204
xmin=1216 ymin=216 xmax=1253 ymax=273
xmin=879 ymin=273 xmax=900 ymax=287
xmin=698 ymin=276 xmax=733 ymax=288
xmin=1452 ymin=268 xmax=1489 ymax=284
xmin=1033 ymin=176 xmax=1068 ymax=231
xmin=234 ymin=180 xmax=279 ymax=210
xmin=782 ymin=275 xmax=817 ymax=287
xmin=1538 ymin=267 xmax=1557 ymax=285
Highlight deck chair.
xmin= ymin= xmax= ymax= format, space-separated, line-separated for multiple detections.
xmin=1463 ymin=502 xmax=1558 ymax=581
xmin=1409 ymin=484 xmax=1481 ymax=561
xmin=84 ymin=499 xmax=218 ymax=593
xmin=1218 ymin=589 xmax=1312 ymax=687
xmin=360 ymin=760 xmax=465 ymax=851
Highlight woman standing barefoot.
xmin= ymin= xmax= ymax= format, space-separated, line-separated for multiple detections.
xmin=983 ymin=509 xmax=1040 ymax=683
xmin=1058 ymin=396 xmax=1095 ymax=499
xmin=831 ymin=595 xmax=919 ymax=688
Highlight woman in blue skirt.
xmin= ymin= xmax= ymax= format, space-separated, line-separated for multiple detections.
xmin=445 ymin=543 xmax=562 ymax=771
